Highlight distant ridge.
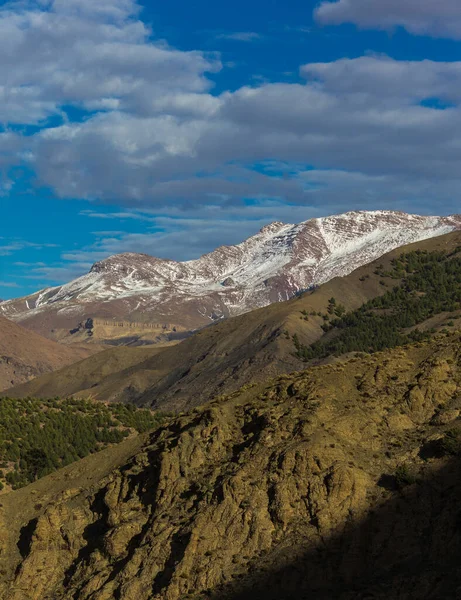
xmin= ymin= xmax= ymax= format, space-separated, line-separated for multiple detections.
xmin=0 ymin=316 xmax=99 ymax=391
xmin=1 ymin=210 xmax=460 ymax=344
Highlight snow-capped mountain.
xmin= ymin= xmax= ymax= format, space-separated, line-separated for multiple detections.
xmin=2 ymin=210 xmax=461 ymax=343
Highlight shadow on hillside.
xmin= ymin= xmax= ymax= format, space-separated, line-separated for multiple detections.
xmin=210 ymin=455 xmax=461 ymax=600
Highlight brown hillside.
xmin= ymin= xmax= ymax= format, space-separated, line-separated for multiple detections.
xmin=1 ymin=345 xmax=168 ymax=402
xmin=1 ymin=331 xmax=461 ymax=599
xmin=9 ymin=230 xmax=461 ymax=412
xmin=0 ymin=316 xmax=101 ymax=391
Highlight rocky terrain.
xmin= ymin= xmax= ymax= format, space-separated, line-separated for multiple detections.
xmin=2 ymin=211 xmax=460 ymax=345
xmin=1 ymin=330 xmax=461 ymax=599
xmin=0 ymin=316 xmax=100 ymax=391
xmin=9 ymin=230 xmax=461 ymax=411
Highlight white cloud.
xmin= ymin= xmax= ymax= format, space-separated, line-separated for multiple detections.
xmin=15 ymin=49 xmax=460 ymax=212
xmin=80 ymin=209 xmax=156 ymax=222
xmin=0 ymin=1 xmax=460 ymax=225
xmin=215 ymin=32 xmax=261 ymax=42
xmin=0 ymin=131 xmax=24 ymax=193
xmin=0 ymin=239 xmax=58 ymax=256
xmin=0 ymin=0 xmax=220 ymax=124
xmin=315 ymin=0 xmax=461 ymax=40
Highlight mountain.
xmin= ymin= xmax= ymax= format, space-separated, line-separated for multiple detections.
xmin=2 ymin=330 xmax=461 ymax=599
xmin=2 ymin=210 xmax=460 ymax=345
xmin=0 ymin=316 xmax=101 ymax=391
xmin=9 ymin=230 xmax=461 ymax=411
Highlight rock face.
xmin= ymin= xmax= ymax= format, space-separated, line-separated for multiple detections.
xmin=2 ymin=210 xmax=460 ymax=343
xmin=2 ymin=332 xmax=461 ymax=599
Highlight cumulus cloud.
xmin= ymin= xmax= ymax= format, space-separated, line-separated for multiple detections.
xmin=0 ymin=1 xmax=461 ymax=227
xmin=26 ymin=54 xmax=461 ymax=211
xmin=0 ymin=0 xmax=219 ymax=124
xmin=315 ymin=0 xmax=461 ymax=40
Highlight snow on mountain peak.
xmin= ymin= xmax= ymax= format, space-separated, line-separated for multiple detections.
xmin=2 ymin=210 xmax=461 ymax=339
xmin=258 ymin=221 xmax=289 ymax=235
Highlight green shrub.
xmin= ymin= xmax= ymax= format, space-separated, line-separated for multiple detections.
xmin=0 ymin=397 xmax=166 ymax=489
xmin=394 ymin=464 xmax=418 ymax=489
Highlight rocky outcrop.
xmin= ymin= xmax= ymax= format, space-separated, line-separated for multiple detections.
xmin=221 ymin=277 xmax=236 ymax=287
xmin=2 ymin=332 xmax=461 ymax=599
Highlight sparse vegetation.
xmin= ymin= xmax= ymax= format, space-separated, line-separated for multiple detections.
xmin=433 ymin=429 xmax=461 ymax=457
xmin=394 ymin=464 xmax=418 ymax=489
xmin=295 ymin=248 xmax=461 ymax=360
xmin=0 ymin=397 xmax=165 ymax=489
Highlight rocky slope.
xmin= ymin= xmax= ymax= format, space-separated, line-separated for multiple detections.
xmin=9 ymin=230 xmax=461 ymax=411
xmin=0 ymin=316 xmax=100 ymax=391
xmin=1 ymin=331 xmax=461 ymax=599
xmin=2 ymin=211 xmax=460 ymax=344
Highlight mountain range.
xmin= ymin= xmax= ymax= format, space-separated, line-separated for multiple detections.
xmin=2 ymin=210 xmax=460 ymax=345
xmin=9 ymin=229 xmax=461 ymax=412
xmin=2 ymin=226 xmax=461 ymax=599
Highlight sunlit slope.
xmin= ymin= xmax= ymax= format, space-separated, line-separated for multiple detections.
xmin=1 ymin=330 xmax=461 ymax=599
xmin=9 ymin=231 xmax=461 ymax=413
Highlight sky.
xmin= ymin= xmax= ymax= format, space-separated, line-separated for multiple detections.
xmin=1 ymin=0 xmax=461 ymax=299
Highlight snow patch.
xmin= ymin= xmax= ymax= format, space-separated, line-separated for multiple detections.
xmin=1 ymin=211 xmax=460 ymax=325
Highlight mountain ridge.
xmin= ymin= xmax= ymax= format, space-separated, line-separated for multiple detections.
xmin=9 ymin=230 xmax=461 ymax=411
xmin=2 ymin=210 xmax=460 ymax=345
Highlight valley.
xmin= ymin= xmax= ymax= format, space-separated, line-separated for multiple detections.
xmin=1 ymin=221 xmax=461 ymax=600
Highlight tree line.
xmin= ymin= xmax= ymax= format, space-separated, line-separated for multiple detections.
xmin=0 ymin=397 xmax=165 ymax=490
xmin=294 ymin=247 xmax=461 ymax=361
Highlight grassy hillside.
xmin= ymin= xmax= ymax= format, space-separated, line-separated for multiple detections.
xmin=8 ymin=231 xmax=461 ymax=413
xmin=0 ymin=397 xmax=164 ymax=491
xmin=4 ymin=345 xmax=165 ymax=401
xmin=1 ymin=331 xmax=461 ymax=599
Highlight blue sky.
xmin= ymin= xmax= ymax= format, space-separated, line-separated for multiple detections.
xmin=1 ymin=0 xmax=461 ymax=299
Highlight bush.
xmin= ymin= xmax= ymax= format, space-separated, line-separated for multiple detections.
xmin=394 ymin=464 xmax=418 ymax=489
